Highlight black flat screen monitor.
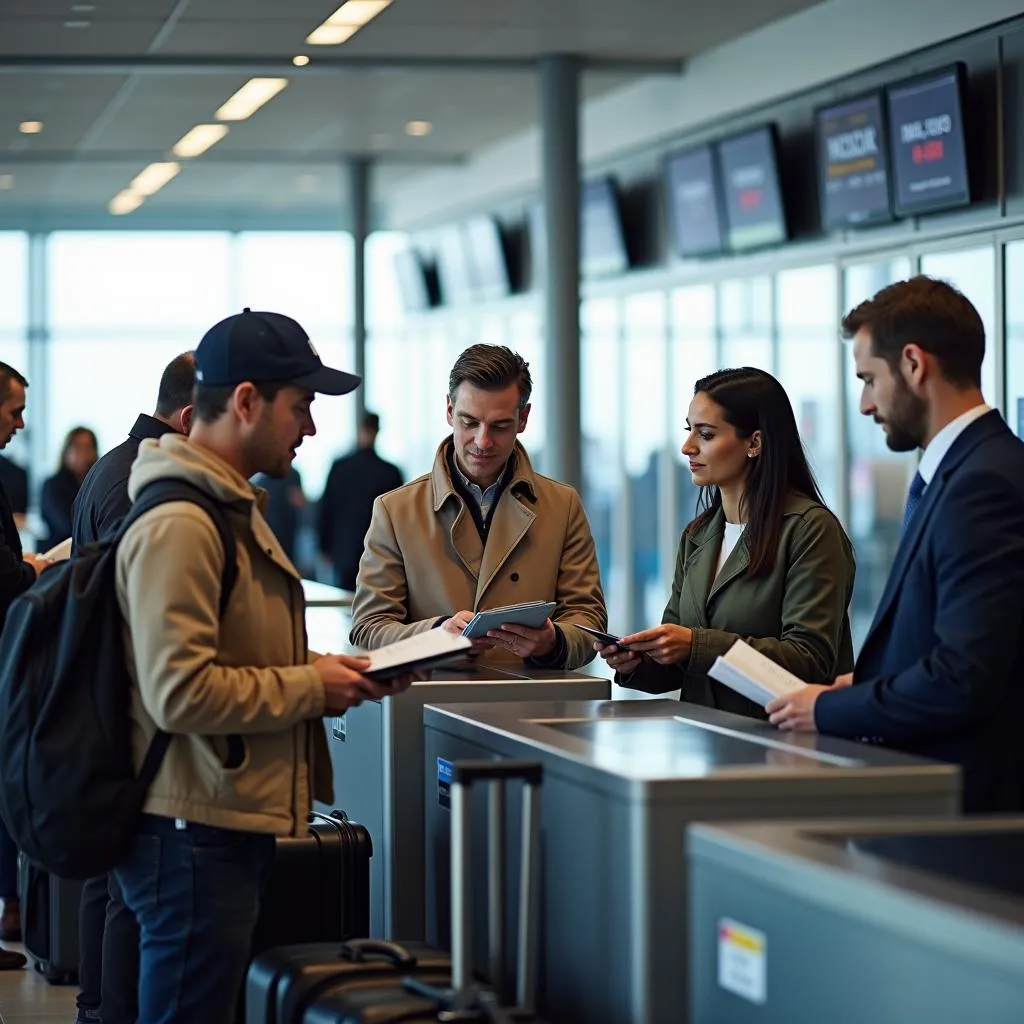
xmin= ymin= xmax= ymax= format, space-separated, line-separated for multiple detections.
xmin=580 ymin=177 xmax=629 ymax=278
xmin=463 ymin=215 xmax=510 ymax=301
xmin=664 ymin=144 xmax=724 ymax=257
xmin=392 ymin=248 xmax=431 ymax=312
xmin=886 ymin=63 xmax=971 ymax=217
xmin=434 ymin=225 xmax=476 ymax=305
xmin=816 ymin=91 xmax=893 ymax=228
xmin=716 ymin=126 xmax=788 ymax=250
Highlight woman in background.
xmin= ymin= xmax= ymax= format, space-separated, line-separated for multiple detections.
xmin=597 ymin=367 xmax=855 ymax=720
xmin=40 ymin=426 xmax=98 ymax=551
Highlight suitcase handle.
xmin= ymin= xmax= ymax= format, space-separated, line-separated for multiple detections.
xmin=450 ymin=759 xmax=543 ymax=1013
xmin=341 ymin=938 xmax=417 ymax=968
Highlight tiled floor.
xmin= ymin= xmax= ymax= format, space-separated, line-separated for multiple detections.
xmin=0 ymin=945 xmax=77 ymax=1024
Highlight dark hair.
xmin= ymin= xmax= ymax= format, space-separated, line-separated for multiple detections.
xmin=59 ymin=426 xmax=98 ymax=473
xmin=841 ymin=275 xmax=984 ymax=388
xmin=448 ymin=344 xmax=532 ymax=409
xmin=155 ymin=352 xmax=196 ymax=417
xmin=687 ymin=368 xmax=826 ymax=578
xmin=361 ymin=411 xmax=381 ymax=433
xmin=192 ymin=381 xmax=287 ymax=424
xmin=0 ymin=362 xmax=28 ymax=403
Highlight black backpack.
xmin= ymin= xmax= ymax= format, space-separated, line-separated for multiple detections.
xmin=0 ymin=478 xmax=238 ymax=879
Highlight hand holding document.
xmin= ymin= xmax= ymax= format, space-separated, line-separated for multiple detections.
xmin=41 ymin=537 xmax=72 ymax=562
xmin=362 ymin=629 xmax=473 ymax=681
xmin=708 ymin=639 xmax=807 ymax=709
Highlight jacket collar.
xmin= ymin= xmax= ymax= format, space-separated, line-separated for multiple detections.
xmin=863 ymin=411 xmax=1010 ymax=643
xmin=430 ymin=438 xmax=538 ymax=513
xmin=129 ymin=413 xmax=179 ymax=443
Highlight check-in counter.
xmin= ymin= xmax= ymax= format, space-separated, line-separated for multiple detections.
xmin=422 ymin=699 xmax=960 ymax=1024
xmin=688 ymin=817 xmax=1024 ymax=1023
xmin=315 ymin=666 xmax=610 ymax=941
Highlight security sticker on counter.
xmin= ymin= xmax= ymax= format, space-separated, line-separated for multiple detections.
xmin=718 ymin=918 xmax=766 ymax=1005
xmin=437 ymin=757 xmax=454 ymax=810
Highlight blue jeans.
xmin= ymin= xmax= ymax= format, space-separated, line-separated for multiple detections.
xmin=115 ymin=815 xmax=275 ymax=1024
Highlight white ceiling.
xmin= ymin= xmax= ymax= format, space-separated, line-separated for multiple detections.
xmin=0 ymin=0 xmax=821 ymax=226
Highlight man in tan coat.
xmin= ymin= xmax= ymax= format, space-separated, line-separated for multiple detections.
xmin=351 ymin=344 xmax=607 ymax=669
xmin=114 ymin=309 xmax=411 ymax=1024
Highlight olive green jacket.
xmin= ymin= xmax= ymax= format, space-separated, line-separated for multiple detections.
xmin=621 ymin=494 xmax=855 ymax=719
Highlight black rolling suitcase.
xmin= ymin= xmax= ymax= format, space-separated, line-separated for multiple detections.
xmin=250 ymin=810 xmax=372 ymax=957
xmin=18 ymin=855 xmax=83 ymax=984
xmin=246 ymin=759 xmax=546 ymax=1024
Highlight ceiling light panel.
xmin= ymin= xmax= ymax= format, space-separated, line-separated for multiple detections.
xmin=215 ymin=78 xmax=289 ymax=122
xmin=128 ymin=161 xmax=181 ymax=197
xmin=171 ymin=124 xmax=230 ymax=159
xmin=109 ymin=190 xmax=144 ymax=216
xmin=306 ymin=24 xmax=357 ymax=45
xmin=327 ymin=0 xmax=393 ymax=26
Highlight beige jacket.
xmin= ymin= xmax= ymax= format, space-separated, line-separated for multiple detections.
xmin=116 ymin=435 xmax=331 ymax=837
xmin=350 ymin=440 xmax=607 ymax=669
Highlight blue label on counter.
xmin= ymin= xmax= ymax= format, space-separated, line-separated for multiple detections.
xmin=437 ymin=757 xmax=453 ymax=810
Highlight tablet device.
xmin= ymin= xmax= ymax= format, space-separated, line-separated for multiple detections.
xmin=575 ymin=624 xmax=631 ymax=650
xmin=462 ymin=601 xmax=557 ymax=640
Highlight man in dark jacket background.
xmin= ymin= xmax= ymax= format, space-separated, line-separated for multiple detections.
xmin=0 ymin=362 xmax=48 ymax=970
xmin=70 ymin=350 xmax=194 ymax=1024
xmin=317 ymin=411 xmax=402 ymax=591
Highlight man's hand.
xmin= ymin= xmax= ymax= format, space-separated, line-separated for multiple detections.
xmin=314 ymin=653 xmax=396 ymax=712
xmin=619 ymin=624 xmax=692 ymax=666
xmin=595 ymin=642 xmax=642 ymax=675
xmin=487 ymin=619 xmax=557 ymax=660
xmin=442 ymin=610 xmax=494 ymax=653
xmin=766 ymin=684 xmax=832 ymax=732
xmin=834 ymin=672 xmax=854 ymax=688
xmin=23 ymin=554 xmax=53 ymax=578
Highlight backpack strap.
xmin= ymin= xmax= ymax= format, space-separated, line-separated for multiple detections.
xmin=123 ymin=479 xmax=242 ymax=790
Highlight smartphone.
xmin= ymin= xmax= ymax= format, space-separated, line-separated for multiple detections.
xmin=575 ymin=624 xmax=631 ymax=650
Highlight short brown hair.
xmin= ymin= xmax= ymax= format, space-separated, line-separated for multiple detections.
xmin=841 ymin=275 xmax=984 ymax=389
xmin=448 ymin=344 xmax=532 ymax=409
xmin=192 ymin=381 xmax=287 ymax=424
xmin=0 ymin=362 xmax=28 ymax=403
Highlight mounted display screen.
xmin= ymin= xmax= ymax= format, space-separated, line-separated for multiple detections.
xmin=580 ymin=177 xmax=629 ymax=277
xmin=816 ymin=92 xmax=893 ymax=228
xmin=463 ymin=215 xmax=510 ymax=300
xmin=664 ymin=144 xmax=724 ymax=257
xmin=716 ymin=126 xmax=788 ymax=250
xmin=886 ymin=63 xmax=971 ymax=217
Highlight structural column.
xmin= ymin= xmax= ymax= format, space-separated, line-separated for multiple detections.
xmin=350 ymin=156 xmax=371 ymax=425
xmin=540 ymin=55 xmax=581 ymax=492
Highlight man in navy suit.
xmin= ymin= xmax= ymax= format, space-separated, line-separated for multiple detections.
xmin=768 ymin=276 xmax=1024 ymax=813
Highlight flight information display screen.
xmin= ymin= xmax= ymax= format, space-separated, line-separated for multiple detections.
xmin=716 ymin=126 xmax=788 ymax=250
xmin=816 ymin=92 xmax=892 ymax=228
xmin=886 ymin=64 xmax=971 ymax=216
xmin=664 ymin=144 xmax=724 ymax=257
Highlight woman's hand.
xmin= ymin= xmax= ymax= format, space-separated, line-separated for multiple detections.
xmin=618 ymin=624 xmax=693 ymax=666
xmin=594 ymin=642 xmax=642 ymax=675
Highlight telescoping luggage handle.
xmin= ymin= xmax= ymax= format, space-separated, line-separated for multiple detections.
xmin=450 ymin=759 xmax=543 ymax=1015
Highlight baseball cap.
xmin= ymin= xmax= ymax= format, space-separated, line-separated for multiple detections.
xmin=195 ymin=308 xmax=361 ymax=396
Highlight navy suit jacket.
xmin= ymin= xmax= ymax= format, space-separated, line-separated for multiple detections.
xmin=816 ymin=412 xmax=1024 ymax=813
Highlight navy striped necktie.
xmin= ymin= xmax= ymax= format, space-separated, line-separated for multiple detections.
xmin=902 ymin=471 xmax=926 ymax=535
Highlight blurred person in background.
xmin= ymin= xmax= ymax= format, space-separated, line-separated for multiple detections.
xmin=253 ymin=465 xmax=307 ymax=566
xmin=318 ymin=411 xmax=402 ymax=591
xmin=0 ymin=361 xmax=51 ymax=970
xmin=40 ymin=426 xmax=98 ymax=550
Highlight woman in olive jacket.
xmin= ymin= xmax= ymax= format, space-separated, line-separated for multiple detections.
xmin=598 ymin=367 xmax=855 ymax=720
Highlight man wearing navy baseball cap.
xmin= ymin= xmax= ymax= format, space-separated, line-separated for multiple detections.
xmin=110 ymin=309 xmax=411 ymax=1023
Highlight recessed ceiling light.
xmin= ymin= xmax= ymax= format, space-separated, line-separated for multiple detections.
xmin=292 ymin=55 xmax=310 ymax=67
xmin=0 ymin=175 xmax=13 ymax=190
xmin=128 ymin=161 xmax=181 ymax=197
xmin=63 ymin=20 xmax=90 ymax=28
xmin=18 ymin=121 xmax=43 ymax=135
xmin=71 ymin=4 xmax=96 ymax=11
xmin=306 ymin=24 xmax=357 ymax=45
xmin=171 ymin=123 xmax=229 ymax=159
xmin=297 ymin=173 xmax=318 ymax=193
xmin=215 ymin=78 xmax=289 ymax=121
xmin=109 ymin=190 xmax=144 ymax=216
xmin=405 ymin=120 xmax=432 ymax=137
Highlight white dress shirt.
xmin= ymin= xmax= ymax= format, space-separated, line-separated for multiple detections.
xmin=916 ymin=404 xmax=994 ymax=488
